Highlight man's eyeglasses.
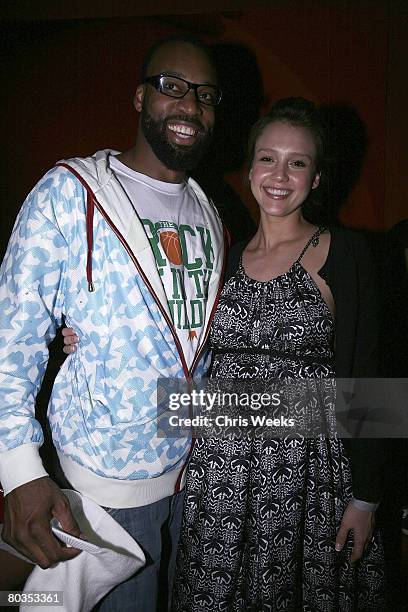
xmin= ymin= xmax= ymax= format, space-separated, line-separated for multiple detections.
xmin=143 ymin=74 xmax=222 ymax=107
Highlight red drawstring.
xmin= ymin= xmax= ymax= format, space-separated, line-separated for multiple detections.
xmin=86 ymin=191 xmax=95 ymax=292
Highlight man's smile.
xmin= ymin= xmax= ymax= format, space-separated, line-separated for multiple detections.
xmin=167 ymin=123 xmax=198 ymax=137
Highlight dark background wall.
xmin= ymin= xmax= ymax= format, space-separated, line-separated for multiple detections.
xmin=1 ymin=0 xmax=407 ymax=256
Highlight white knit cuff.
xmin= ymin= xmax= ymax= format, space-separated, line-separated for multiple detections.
xmin=0 ymin=443 xmax=48 ymax=495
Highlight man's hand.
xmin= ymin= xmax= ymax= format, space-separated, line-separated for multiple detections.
xmin=2 ymin=477 xmax=82 ymax=569
xmin=62 ymin=327 xmax=79 ymax=355
xmin=335 ymin=501 xmax=375 ymax=563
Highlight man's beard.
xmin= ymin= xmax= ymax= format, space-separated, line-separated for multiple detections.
xmin=141 ymin=107 xmax=212 ymax=172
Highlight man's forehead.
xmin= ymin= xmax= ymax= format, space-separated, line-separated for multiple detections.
xmin=146 ymin=42 xmax=217 ymax=83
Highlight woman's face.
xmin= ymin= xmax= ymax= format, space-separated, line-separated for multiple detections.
xmin=249 ymin=120 xmax=320 ymax=220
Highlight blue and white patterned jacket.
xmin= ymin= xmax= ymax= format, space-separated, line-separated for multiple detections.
xmin=0 ymin=150 xmax=226 ymax=508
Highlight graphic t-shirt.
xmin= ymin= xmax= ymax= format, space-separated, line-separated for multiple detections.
xmin=110 ymin=155 xmax=214 ymax=368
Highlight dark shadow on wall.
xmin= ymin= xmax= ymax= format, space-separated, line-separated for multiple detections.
xmin=312 ymin=102 xmax=368 ymax=227
xmin=192 ymin=42 xmax=263 ymax=243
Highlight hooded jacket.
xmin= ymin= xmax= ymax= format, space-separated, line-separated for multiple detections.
xmin=0 ymin=150 xmax=226 ymax=508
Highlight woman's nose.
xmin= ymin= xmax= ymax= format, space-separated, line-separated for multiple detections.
xmin=272 ymin=167 xmax=288 ymax=182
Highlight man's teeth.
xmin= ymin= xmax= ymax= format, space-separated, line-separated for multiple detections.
xmin=265 ymin=188 xmax=290 ymax=196
xmin=168 ymin=124 xmax=197 ymax=136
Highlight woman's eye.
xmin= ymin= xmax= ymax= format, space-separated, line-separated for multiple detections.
xmin=260 ymin=156 xmax=274 ymax=162
xmin=291 ymin=160 xmax=306 ymax=168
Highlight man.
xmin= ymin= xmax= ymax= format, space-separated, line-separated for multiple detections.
xmin=0 ymin=37 xmax=226 ymax=609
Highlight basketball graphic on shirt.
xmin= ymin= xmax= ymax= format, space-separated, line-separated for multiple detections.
xmin=159 ymin=230 xmax=183 ymax=265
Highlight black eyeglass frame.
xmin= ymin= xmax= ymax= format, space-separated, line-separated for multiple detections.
xmin=143 ymin=73 xmax=222 ymax=107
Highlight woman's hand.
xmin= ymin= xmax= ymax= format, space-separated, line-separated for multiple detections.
xmin=62 ymin=327 xmax=79 ymax=354
xmin=335 ymin=501 xmax=375 ymax=563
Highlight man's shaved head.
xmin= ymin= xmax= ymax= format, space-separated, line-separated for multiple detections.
xmin=140 ymin=35 xmax=216 ymax=82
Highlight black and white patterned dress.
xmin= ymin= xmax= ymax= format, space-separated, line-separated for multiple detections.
xmin=172 ymin=229 xmax=385 ymax=611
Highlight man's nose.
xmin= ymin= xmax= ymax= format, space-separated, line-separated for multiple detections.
xmin=176 ymin=88 xmax=202 ymax=115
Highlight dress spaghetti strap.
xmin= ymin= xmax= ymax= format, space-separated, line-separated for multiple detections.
xmin=296 ymin=226 xmax=326 ymax=263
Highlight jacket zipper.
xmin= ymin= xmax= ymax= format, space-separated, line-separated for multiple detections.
xmin=93 ymin=198 xmax=191 ymax=379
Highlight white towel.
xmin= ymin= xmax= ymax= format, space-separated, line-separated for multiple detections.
xmin=0 ymin=489 xmax=145 ymax=611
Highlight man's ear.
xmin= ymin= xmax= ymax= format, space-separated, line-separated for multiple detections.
xmin=133 ymin=84 xmax=145 ymax=112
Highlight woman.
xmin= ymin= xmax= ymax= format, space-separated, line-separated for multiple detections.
xmin=64 ymin=98 xmax=385 ymax=610
xmin=171 ymin=98 xmax=385 ymax=611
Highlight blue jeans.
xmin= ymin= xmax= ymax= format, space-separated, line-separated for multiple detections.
xmin=94 ymin=490 xmax=184 ymax=612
